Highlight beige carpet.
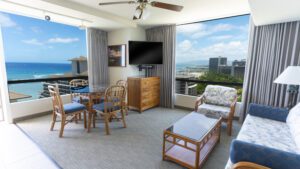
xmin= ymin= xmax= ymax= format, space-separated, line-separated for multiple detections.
xmin=17 ymin=108 xmax=240 ymax=169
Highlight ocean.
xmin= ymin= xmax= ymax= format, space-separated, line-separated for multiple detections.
xmin=6 ymin=62 xmax=71 ymax=101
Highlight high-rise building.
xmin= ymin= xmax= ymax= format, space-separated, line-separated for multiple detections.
xmin=231 ymin=59 xmax=246 ymax=78
xmin=209 ymin=57 xmax=227 ymax=72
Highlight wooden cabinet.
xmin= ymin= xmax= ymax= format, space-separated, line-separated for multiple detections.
xmin=128 ymin=76 xmax=160 ymax=113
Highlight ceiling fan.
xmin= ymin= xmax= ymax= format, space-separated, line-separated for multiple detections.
xmin=99 ymin=0 xmax=184 ymax=20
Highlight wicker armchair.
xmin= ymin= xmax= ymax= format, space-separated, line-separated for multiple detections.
xmin=195 ymin=85 xmax=237 ymax=136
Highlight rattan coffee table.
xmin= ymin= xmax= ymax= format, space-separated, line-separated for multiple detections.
xmin=162 ymin=112 xmax=222 ymax=169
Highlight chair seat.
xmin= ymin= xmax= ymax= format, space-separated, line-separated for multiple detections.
xmin=72 ymin=96 xmax=89 ymax=103
xmin=93 ymin=102 xmax=120 ymax=112
xmin=197 ymin=103 xmax=231 ymax=118
xmin=63 ymin=102 xmax=86 ymax=114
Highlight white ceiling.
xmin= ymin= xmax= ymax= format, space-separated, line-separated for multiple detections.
xmin=249 ymin=0 xmax=300 ymax=26
xmin=69 ymin=0 xmax=250 ymax=26
xmin=0 ymin=0 xmax=251 ymax=30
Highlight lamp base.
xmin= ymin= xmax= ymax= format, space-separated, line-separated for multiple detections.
xmin=288 ymin=85 xmax=299 ymax=109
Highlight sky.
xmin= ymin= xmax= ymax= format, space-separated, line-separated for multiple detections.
xmin=0 ymin=11 xmax=86 ymax=63
xmin=176 ymin=15 xmax=250 ymax=65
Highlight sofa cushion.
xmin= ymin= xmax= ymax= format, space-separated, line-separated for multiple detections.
xmin=203 ymin=85 xmax=237 ymax=107
xmin=197 ymin=103 xmax=231 ymax=118
xmin=287 ymin=103 xmax=300 ymax=151
xmin=237 ymin=115 xmax=298 ymax=154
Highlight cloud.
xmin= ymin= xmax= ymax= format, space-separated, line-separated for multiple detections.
xmin=22 ymin=39 xmax=43 ymax=46
xmin=178 ymin=40 xmax=192 ymax=52
xmin=30 ymin=26 xmax=42 ymax=33
xmin=177 ymin=23 xmax=246 ymax=39
xmin=0 ymin=13 xmax=17 ymax=27
xmin=209 ymin=35 xmax=233 ymax=41
xmin=47 ymin=37 xmax=79 ymax=43
xmin=176 ymin=40 xmax=248 ymax=63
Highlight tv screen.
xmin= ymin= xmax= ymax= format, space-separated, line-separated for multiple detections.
xmin=129 ymin=41 xmax=163 ymax=65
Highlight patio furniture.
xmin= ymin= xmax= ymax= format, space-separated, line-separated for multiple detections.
xmin=70 ymin=79 xmax=89 ymax=121
xmin=48 ymin=84 xmax=87 ymax=137
xmin=89 ymin=85 xmax=127 ymax=135
xmin=225 ymin=103 xmax=300 ymax=169
xmin=163 ymin=112 xmax=222 ymax=169
xmin=116 ymin=80 xmax=129 ymax=115
xmin=195 ymin=85 xmax=237 ymax=136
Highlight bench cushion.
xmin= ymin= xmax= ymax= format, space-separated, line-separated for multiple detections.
xmin=287 ymin=103 xmax=300 ymax=151
xmin=237 ymin=115 xmax=298 ymax=153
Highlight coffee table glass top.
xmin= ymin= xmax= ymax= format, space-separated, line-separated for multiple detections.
xmin=166 ymin=112 xmax=220 ymax=141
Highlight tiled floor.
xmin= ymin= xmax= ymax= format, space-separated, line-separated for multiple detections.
xmin=0 ymin=122 xmax=60 ymax=169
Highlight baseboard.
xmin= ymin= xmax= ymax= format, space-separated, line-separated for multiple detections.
xmin=174 ymin=105 xmax=194 ymax=111
xmin=13 ymin=111 xmax=52 ymax=123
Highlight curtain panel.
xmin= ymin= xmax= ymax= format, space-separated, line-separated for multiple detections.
xmin=146 ymin=25 xmax=176 ymax=108
xmin=87 ymin=28 xmax=109 ymax=91
xmin=241 ymin=20 xmax=300 ymax=121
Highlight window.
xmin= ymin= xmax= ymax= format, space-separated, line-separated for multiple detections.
xmin=176 ymin=15 xmax=250 ymax=100
xmin=0 ymin=12 xmax=87 ymax=102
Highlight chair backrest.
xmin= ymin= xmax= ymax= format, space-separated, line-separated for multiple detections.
xmin=116 ymin=80 xmax=127 ymax=89
xmin=69 ymin=79 xmax=88 ymax=87
xmin=69 ymin=79 xmax=88 ymax=99
xmin=203 ymin=85 xmax=237 ymax=107
xmin=48 ymin=84 xmax=65 ymax=115
xmin=104 ymin=85 xmax=125 ymax=112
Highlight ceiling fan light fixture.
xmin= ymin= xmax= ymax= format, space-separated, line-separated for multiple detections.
xmin=142 ymin=7 xmax=150 ymax=20
xmin=133 ymin=6 xmax=143 ymax=20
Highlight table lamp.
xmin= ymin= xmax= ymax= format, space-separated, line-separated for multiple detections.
xmin=274 ymin=66 xmax=300 ymax=109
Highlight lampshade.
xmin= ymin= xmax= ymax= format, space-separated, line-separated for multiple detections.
xmin=274 ymin=66 xmax=300 ymax=85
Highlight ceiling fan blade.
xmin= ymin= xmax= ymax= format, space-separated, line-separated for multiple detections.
xmin=99 ymin=1 xmax=136 ymax=6
xmin=150 ymin=1 xmax=183 ymax=12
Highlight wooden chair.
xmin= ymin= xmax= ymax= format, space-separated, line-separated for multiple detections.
xmin=233 ymin=162 xmax=270 ymax=169
xmin=69 ymin=79 xmax=89 ymax=121
xmin=89 ymin=85 xmax=127 ymax=135
xmin=195 ymin=85 xmax=237 ymax=136
xmin=116 ymin=80 xmax=129 ymax=115
xmin=49 ymin=84 xmax=87 ymax=137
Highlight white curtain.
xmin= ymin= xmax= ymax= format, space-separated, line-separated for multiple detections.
xmin=87 ymin=28 xmax=109 ymax=91
xmin=146 ymin=25 xmax=176 ymax=108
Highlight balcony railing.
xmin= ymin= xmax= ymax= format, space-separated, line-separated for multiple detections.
xmin=175 ymin=78 xmax=243 ymax=98
xmin=7 ymin=76 xmax=88 ymax=102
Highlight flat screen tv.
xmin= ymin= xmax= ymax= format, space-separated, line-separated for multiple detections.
xmin=129 ymin=41 xmax=163 ymax=65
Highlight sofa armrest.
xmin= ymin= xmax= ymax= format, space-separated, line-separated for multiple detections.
xmin=230 ymin=140 xmax=300 ymax=169
xmin=248 ymin=103 xmax=289 ymax=122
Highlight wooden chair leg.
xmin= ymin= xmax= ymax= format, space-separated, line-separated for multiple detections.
xmin=50 ymin=112 xmax=57 ymax=131
xmin=74 ymin=115 xmax=78 ymax=124
xmin=93 ymin=113 xmax=96 ymax=128
xmin=59 ymin=116 xmax=66 ymax=138
xmin=78 ymin=113 xmax=82 ymax=120
xmin=227 ymin=120 xmax=232 ymax=136
xmin=87 ymin=112 xmax=92 ymax=133
xmin=121 ymin=110 xmax=127 ymax=128
xmin=83 ymin=111 xmax=87 ymax=129
xmin=104 ymin=114 xmax=110 ymax=135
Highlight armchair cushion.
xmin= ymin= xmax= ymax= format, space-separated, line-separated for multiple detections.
xmin=197 ymin=103 xmax=231 ymax=118
xmin=63 ymin=102 xmax=86 ymax=114
xmin=230 ymin=140 xmax=300 ymax=169
xmin=248 ymin=103 xmax=289 ymax=122
xmin=203 ymin=85 xmax=237 ymax=107
xmin=286 ymin=103 xmax=300 ymax=151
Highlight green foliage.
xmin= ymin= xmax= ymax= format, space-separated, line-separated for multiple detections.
xmin=196 ymin=72 xmax=243 ymax=101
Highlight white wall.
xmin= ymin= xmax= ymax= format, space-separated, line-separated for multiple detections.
xmin=107 ymin=27 xmax=146 ymax=85
xmin=10 ymin=95 xmax=71 ymax=119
